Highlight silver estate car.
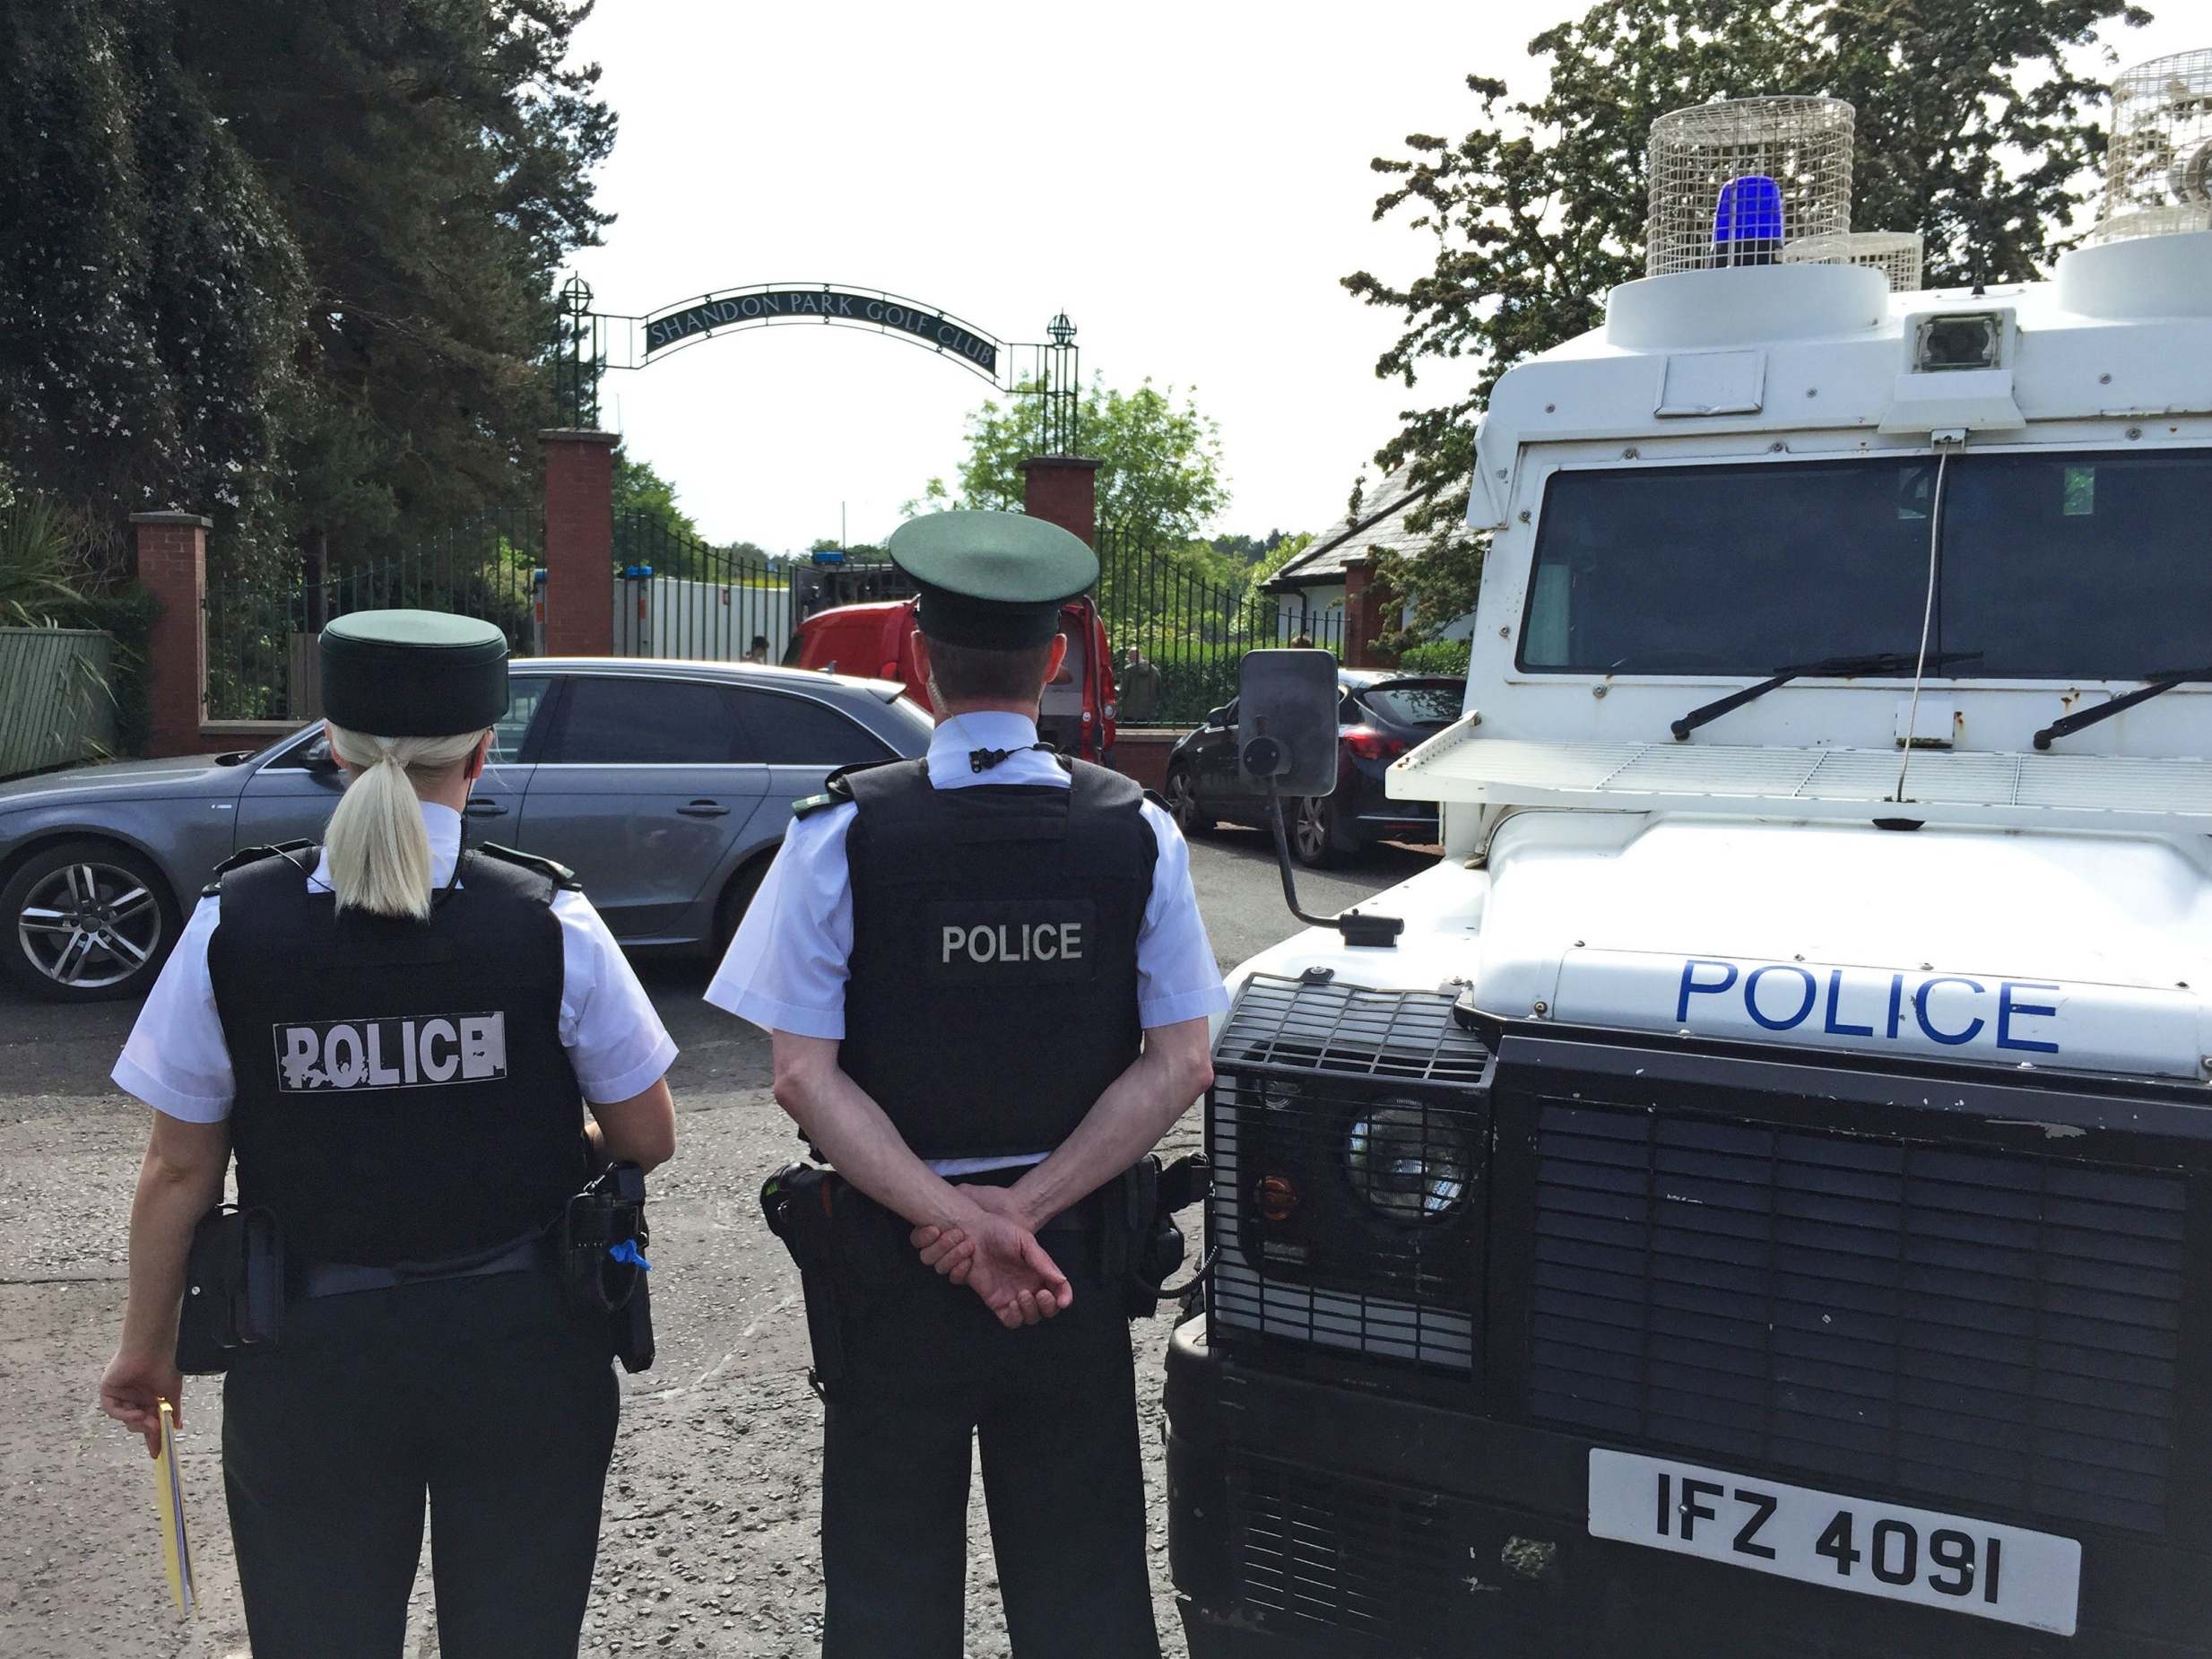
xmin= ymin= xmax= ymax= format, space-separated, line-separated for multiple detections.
xmin=0 ymin=659 xmax=933 ymax=1002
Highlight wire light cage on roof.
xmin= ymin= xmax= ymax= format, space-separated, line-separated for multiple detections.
xmin=1646 ymin=96 xmax=1856 ymax=277
xmin=2093 ymin=49 xmax=2212 ymax=244
xmin=1781 ymin=229 xmax=1925 ymax=293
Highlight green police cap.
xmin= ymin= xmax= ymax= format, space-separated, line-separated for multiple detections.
xmin=319 ymin=609 xmax=509 ymax=737
xmin=887 ymin=510 xmax=1098 ymax=650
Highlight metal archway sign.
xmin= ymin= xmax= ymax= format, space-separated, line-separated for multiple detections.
xmin=554 ymin=277 xmax=1077 ymax=446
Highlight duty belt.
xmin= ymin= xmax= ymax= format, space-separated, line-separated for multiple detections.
xmin=298 ymin=1229 xmax=549 ymax=1300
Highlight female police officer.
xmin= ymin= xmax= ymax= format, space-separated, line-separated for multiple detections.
xmin=98 ymin=609 xmax=677 ymax=1659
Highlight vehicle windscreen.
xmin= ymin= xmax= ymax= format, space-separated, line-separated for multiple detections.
xmin=1518 ymin=449 xmax=2212 ymax=680
xmin=1363 ymin=682 xmax=1464 ymax=725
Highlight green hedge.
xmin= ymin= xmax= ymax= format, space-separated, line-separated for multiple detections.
xmin=1396 ymin=637 xmax=1470 ymax=677
xmin=54 ymin=585 xmax=160 ymax=757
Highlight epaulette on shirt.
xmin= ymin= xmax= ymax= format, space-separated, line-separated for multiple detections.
xmin=792 ymin=757 xmax=900 ymax=821
xmin=203 ymin=839 xmax=315 ymax=896
xmin=477 ymin=842 xmax=584 ymax=891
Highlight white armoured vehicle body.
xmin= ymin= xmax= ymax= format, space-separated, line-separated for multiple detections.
xmin=1245 ymin=231 xmax=2212 ymax=1083
xmin=1168 ymin=61 xmax=2212 ymax=1659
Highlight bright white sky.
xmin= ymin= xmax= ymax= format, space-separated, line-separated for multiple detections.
xmin=565 ymin=3 xmax=2191 ymax=555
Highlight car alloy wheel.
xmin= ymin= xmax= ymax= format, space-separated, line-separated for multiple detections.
xmin=15 ymin=856 xmax=168 ymax=994
xmin=1291 ymin=795 xmax=1337 ymax=868
xmin=1164 ymin=767 xmax=1208 ymax=834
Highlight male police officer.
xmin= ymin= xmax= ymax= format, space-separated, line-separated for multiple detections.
xmin=707 ymin=510 xmax=1226 ymax=1659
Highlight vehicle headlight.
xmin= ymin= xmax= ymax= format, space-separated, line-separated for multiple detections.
xmin=1346 ymin=1102 xmax=1467 ymax=1221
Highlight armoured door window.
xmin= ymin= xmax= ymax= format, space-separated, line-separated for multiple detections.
xmin=727 ymin=690 xmax=891 ymax=767
xmin=1934 ymin=449 xmax=2212 ymax=678
xmin=548 ymin=678 xmax=746 ymax=764
xmin=1520 ymin=450 xmax=2212 ymax=682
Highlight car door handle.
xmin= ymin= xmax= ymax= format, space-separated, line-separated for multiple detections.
xmin=464 ymin=797 xmax=508 ymax=817
xmin=678 ymin=799 xmax=730 ymax=817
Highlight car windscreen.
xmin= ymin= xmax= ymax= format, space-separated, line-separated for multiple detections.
xmin=1363 ymin=682 xmax=1464 ymax=725
xmin=1517 ymin=449 xmax=2212 ymax=680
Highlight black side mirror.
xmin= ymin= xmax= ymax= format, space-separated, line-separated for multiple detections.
xmin=1203 ymin=704 xmax=1229 ymax=729
xmin=1236 ymin=651 xmax=1339 ymax=795
xmin=1236 ymin=650 xmax=1401 ymax=948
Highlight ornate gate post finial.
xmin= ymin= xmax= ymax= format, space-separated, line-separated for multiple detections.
xmin=556 ymin=275 xmax=602 ymax=429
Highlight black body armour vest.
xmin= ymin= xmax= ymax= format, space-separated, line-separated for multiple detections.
xmin=207 ymin=848 xmax=588 ymax=1266
xmin=840 ymin=759 xmax=1157 ymax=1161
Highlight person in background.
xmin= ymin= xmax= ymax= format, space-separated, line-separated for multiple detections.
xmin=1115 ymin=643 xmax=1162 ymax=725
xmin=745 ymin=634 xmax=771 ymax=664
xmin=99 ymin=610 xmax=677 ymax=1659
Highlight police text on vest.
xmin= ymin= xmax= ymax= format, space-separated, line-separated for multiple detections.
xmin=941 ymin=921 xmax=1084 ymax=966
xmin=272 ymin=1013 xmax=507 ymax=1091
xmin=926 ymin=899 xmax=1098 ymax=985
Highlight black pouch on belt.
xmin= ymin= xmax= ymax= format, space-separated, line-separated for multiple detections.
xmin=1117 ymin=1152 xmax=1211 ymax=1318
xmin=759 ymin=1163 xmax=857 ymax=1397
xmin=561 ymin=1161 xmax=655 ymax=1374
xmin=175 ymin=1203 xmax=284 ymax=1375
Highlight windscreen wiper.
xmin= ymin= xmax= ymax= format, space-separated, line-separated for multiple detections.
xmin=2033 ymin=665 xmax=2211 ymax=751
xmin=1670 ymin=651 xmax=1983 ymax=741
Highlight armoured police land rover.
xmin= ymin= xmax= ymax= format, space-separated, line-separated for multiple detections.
xmin=1167 ymin=60 xmax=2212 ymax=1659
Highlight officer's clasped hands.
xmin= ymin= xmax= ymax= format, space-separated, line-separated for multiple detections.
xmin=912 ymin=1196 xmax=1071 ymax=1329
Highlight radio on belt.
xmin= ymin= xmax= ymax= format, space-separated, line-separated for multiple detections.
xmin=1167 ymin=57 xmax=2212 ymax=1659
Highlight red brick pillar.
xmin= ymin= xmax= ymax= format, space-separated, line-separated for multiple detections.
xmin=130 ymin=511 xmax=211 ymax=757
xmin=1342 ymin=555 xmax=1378 ymax=667
xmin=1019 ymin=456 xmax=1101 ymax=546
xmin=541 ymin=429 xmax=618 ymax=656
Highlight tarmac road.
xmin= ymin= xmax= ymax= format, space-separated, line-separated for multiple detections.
xmin=0 ymin=829 xmax=1436 ymax=1658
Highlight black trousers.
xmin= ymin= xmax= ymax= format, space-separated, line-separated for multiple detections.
xmin=820 ymin=1226 xmax=1161 ymax=1659
xmin=221 ymin=1270 xmax=619 ymax=1659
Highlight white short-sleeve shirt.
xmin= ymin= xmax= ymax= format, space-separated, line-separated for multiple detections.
xmin=705 ymin=710 xmax=1229 ymax=1041
xmin=112 ymin=803 xmax=678 ymax=1121
xmin=703 ymin=711 xmax=1227 ymax=1173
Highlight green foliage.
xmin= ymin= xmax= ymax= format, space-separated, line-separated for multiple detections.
xmin=1396 ymin=637 xmax=1472 ymax=678
xmin=0 ymin=1 xmax=612 ymax=578
xmin=1245 ymin=531 xmax=1315 ymax=592
xmin=59 ymin=585 xmax=161 ymax=757
xmin=0 ymin=2 xmax=308 ymax=574
xmin=186 ymin=0 xmax=615 ymax=566
xmin=614 ymin=451 xmax=701 ymax=545
xmin=1342 ymin=0 xmax=2150 ymax=644
xmin=914 ymin=376 xmax=1230 ymax=551
xmin=0 ymin=491 xmax=97 ymax=626
xmin=0 ymin=487 xmax=159 ymax=754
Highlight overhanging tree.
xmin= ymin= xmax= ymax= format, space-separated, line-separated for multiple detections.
xmin=0 ymin=1 xmax=308 ymax=571
xmin=1343 ymin=0 xmax=2150 ymax=644
xmin=911 ymin=376 xmax=1230 ymax=552
xmin=176 ymin=0 xmax=615 ymax=564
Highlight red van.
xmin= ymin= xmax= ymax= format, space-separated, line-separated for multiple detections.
xmin=794 ymin=595 xmax=1119 ymax=761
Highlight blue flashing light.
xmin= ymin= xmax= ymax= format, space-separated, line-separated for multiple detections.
xmin=811 ymin=547 xmax=847 ymax=566
xmin=620 ymin=564 xmax=655 ymax=579
xmin=1713 ymin=174 xmax=1785 ymax=249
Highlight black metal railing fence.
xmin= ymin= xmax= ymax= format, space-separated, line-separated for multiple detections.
xmin=204 ymin=510 xmax=542 ymax=721
xmin=611 ymin=511 xmax=797 ymax=662
xmin=1095 ymin=527 xmax=1345 ymax=726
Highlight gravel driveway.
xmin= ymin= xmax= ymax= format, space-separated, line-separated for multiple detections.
xmin=0 ymin=831 xmax=1433 ymax=1657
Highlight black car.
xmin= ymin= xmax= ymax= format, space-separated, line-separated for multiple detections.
xmin=1160 ymin=670 xmax=1464 ymax=865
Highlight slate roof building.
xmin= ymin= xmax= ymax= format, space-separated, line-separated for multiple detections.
xmin=1262 ymin=470 xmax=1440 ymax=663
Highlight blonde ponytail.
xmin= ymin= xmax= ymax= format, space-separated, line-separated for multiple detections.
xmin=323 ymin=725 xmax=490 ymax=919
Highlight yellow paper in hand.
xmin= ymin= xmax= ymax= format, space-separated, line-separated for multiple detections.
xmin=150 ymin=1399 xmax=195 ymax=1618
